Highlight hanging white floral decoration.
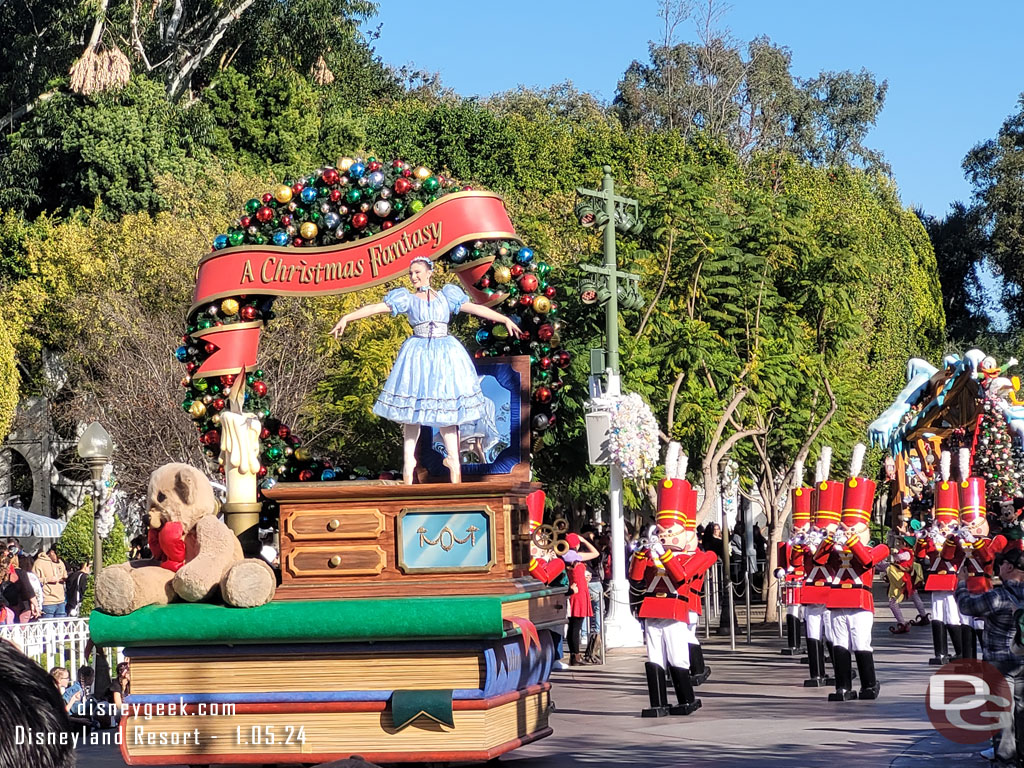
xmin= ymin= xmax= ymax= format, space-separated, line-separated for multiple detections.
xmin=607 ymin=393 xmax=660 ymax=479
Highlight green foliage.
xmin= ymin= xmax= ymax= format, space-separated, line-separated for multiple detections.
xmin=919 ymin=202 xmax=991 ymax=343
xmin=964 ymin=93 xmax=1024 ymax=325
xmin=0 ymin=322 xmax=17 ymax=442
xmin=55 ymin=497 xmax=128 ymax=616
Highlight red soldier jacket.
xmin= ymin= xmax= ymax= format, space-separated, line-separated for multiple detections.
xmin=821 ymin=538 xmax=889 ymax=611
xmin=802 ymin=537 xmax=836 ymax=605
xmin=960 ymin=538 xmax=996 ymax=594
xmin=777 ymin=540 xmax=810 ymax=605
xmin=630 ymin=547 xmax=718 ymax=622
xmin=916 ymin=537 xmax=965 ymax=592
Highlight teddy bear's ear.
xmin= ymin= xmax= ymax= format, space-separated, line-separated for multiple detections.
xmin=173 ymin=469 xmax=196 ymax=506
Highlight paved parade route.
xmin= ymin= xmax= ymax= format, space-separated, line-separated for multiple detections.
xmin=75 ymin=615 xmax=992 ymax=768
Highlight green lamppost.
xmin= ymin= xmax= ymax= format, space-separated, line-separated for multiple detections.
xmin=575 ymin=166 xmax=644 ymax=649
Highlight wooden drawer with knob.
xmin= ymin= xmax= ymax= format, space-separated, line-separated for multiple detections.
xmin=282 ymin=508 xmax=384 ymax=541
xmin=284 ymin=545 xmax=386 ymax=578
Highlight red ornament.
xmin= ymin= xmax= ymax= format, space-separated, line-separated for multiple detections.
xmin=394 ymin=178 xmax=411 ymax=195
xmin=479 ymin=276 xmax=491 ymax=289
xmin=403 ymin=169 xmax=413 ymax=177
xmin=220 ymin=374 xmax=235 ymax=387
xmin=186 ymin=362 xmax=197 ymax=373
xmin=262 ymin=193 xmax=273 ymax=204
xmin=539 ymin=356 xmax=553 ymax=370
xmin=367 ymin=161 xmax=382 ymax=172
xmin=352 ymin=213 xmax=369 ymax=229
xmin=519 ymin=294 xmax=534 ymax=307
xmin=256 ymin=206 xmax=274 ymax=223
xmin=544 ymin=285 xmax=557 ymax=298
xmin=204 ymin=342 xmax=216 ymax=354
xmin=382 ymin=221 xmax=394 ymax=229
xmin=555 ymin=350 xmax=572 ymax=369
xmin=260 ymin=428 xmax=271 ymax=439
xmin=474 ymin=349 xmax=486 ymax=359
xmin=533 ymin=386 xmax=553 ymax=404
xmin=291 ymin=182 xmax=304 ymax=195
xmin=392 ymin=160 xmax=405 ymax=169
xmin=322 ymin=168 xmax=340 ymax=185
xmin=280 ymin=214 xmax=292 ymax=227
xmin=239 ymin=216 xmax=251 ymax=228
xmin=519 ymin=274 xmax=539 ymax=293
xmin=203 ymin=430 xmax=220 ymax=445
xmin=253 ymin=381 xmax=268 ymax=396
xmin=537 ymin=323 xmax=554 ymax=342
xmin=510 ymin=264 xmax=524 ymax=278
xmin=293 ymin=237 xmax=304 ymax=247
xmin=240 ymin=306 xmax=258 ymax=321
xmin=299 ymin=469 xmax=314 ymax=481
xmin=258 ymin=467 xmax=267 ymax=477
xmin=278 ymin=425 xmax=291 ymax=439
xmin=211 ymin=398 xmax=225 ymax=411
xmin=330 ymin=189 xmax=342 ymax=202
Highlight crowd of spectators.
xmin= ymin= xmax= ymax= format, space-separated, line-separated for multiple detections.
xmin=0 ymin=538 xmax=89 ymax=624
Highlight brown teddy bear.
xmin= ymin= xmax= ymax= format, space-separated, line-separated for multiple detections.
xmin=95 ymin=463 xmax=276 ymax=615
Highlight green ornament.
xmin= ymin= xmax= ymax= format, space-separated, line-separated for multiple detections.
xmin=537 ymin=262 xmax=551 ymax=277
xmin=266 ymin=446 xmax=283 ymax=461
xmin=198 ymin=318 xmax=213 ymax=329
xmin=423 ymin=177 xmax=440 ymax=193
xmin=409 ymin=200 xmax=424 ymax=213
xmin=392 ymin=200 xmax=405 ymax=212
xmin=254 ymin=235 xmax=267 ymax=245
xmin=182 ymin=399 xmax=194 ymax=411
xmin=246 ymin=374 xmax=256 ymax=385
xmin=245 ymin=198 xmax=260 ymax=214
xmin=228 ymin=230 xmax=244 ymax=247
xmin=193 ymin=378 xmax=209 ymax=392
xmin=255 ymin=369 xmax=264 ymax=377
xmin=345 ymin=189 xmax=362 ymax=204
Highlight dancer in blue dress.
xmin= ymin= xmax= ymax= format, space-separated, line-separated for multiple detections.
xmin=330 ymin=256 xmax=522 ymax=483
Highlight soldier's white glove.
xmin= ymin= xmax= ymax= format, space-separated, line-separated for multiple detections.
xmin=650 ymin=535 xmax=666 ymax=558
xmin=773 ymin=568 xmax=786 ymax=579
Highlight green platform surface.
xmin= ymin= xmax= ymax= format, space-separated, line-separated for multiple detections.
xmin=89 ymin=592 xmax=553 ymax=647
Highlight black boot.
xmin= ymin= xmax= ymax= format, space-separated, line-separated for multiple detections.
xmin=689 ymin=644 xmax=711 ymax=685
xmin=947 ymin=623 xmax=964 ymax=659
xmin=668 ymin=665 xmax=702 ymax=716
xmin=961 ymin=624 xmax=977 ymax=660
xmin=827 ymin=646 xmax=857 ymax=701
xmin=803 ymin=638 xmax=829 ymax=687
xmin=782 ymin=614 xmax=801 ymax=655
xmin=929 ymin=621 xmax=949 ymax=665
xmin=855 ymin=650 xmax=881 ymax=700
xmin=642 ymin=662 xmax=669 ymax=717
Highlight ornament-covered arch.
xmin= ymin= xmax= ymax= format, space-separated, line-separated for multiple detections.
xmin=177 ymin=157 xmax=571 ymax=486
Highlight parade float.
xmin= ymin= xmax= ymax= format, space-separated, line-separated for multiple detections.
xmin=869 ymin=350 xmax=1024 ymax=529
xmin=88 ymin=158 xmax=574 ymax=765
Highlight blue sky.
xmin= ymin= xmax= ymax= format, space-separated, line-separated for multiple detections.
xmin=366 ymin=0 xmax=1024 ymax=220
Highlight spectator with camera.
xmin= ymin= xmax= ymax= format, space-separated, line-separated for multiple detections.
xmin=955 ymin=546 xmax=1024 ymax=768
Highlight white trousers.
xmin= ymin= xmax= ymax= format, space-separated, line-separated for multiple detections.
xmin=786 ymin=603 xmax=804 ymax=619
xmin=804 ymin=603 xmax=833 ymax=642
xmin=645 ymin=617 xmax=691 ymax=669
xmin=829 ymin=608 xmax=875 ymax=652
xmin=686 ymin=610 xmax=701 ymax=645
xmin=931 ymin=591 xmax=961 ymax=624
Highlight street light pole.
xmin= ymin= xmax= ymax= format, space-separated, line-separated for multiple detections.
xmin=76 ymin=422 xmax=113 ymax=581
xmin=577 ymin=166 xmax=643 ymax=649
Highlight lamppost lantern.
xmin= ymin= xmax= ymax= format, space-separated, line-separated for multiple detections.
xmin=76 ymin=421 xmax=113 ymax=580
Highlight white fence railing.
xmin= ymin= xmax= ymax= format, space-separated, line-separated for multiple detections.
xmin=0 ymin=617 xmax=119 ymax=674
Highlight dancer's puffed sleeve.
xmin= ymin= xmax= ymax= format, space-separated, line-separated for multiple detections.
xmin=440 ymin=283 xmax=469 ymax=315
xmin=383 ymin=288 xmax=411 ymax=317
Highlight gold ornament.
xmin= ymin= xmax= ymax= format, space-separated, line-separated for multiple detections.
xmin=300 ymin=222 xmax=318 ymax=239
xmin=274 ymin=184 xmax=293 ymax=204
xmin=414 ymin=166 xmax=431 ymax=180
xmin=494 ymin=265 xmax=512 ymax=284
xmin=339 ymin=157 xmax=354 ymax=171
xmin=294 ymin=448 xmax=311 ymax=461
xmin=211 ymin=414 xmax=221 ymax=425
xmin=221 ymin=298 xmax=239 ymax=316
xmin=532 ymin=296 xmax=552 ymax=314
xmin=189 ymin=401 xmax=207 ymax=418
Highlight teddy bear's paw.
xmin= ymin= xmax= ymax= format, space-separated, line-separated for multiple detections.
xmin=222 ymin=558 xmax=277 ymax=608
xmin=95 ymin=567 xmax=136 ymax=616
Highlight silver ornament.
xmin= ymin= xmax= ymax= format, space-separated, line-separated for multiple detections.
xmin=373 ymin=199 xmax=392 ymax=217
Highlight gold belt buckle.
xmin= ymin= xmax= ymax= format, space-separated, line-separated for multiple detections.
xmin=841 ymin=583 xmax=852 ymax=589
xmin=655 ymin=592 xmax=668 ymax=598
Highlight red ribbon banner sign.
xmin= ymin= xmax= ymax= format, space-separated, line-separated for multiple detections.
xmin=191 ymin=192 xmax=517 ymax=379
